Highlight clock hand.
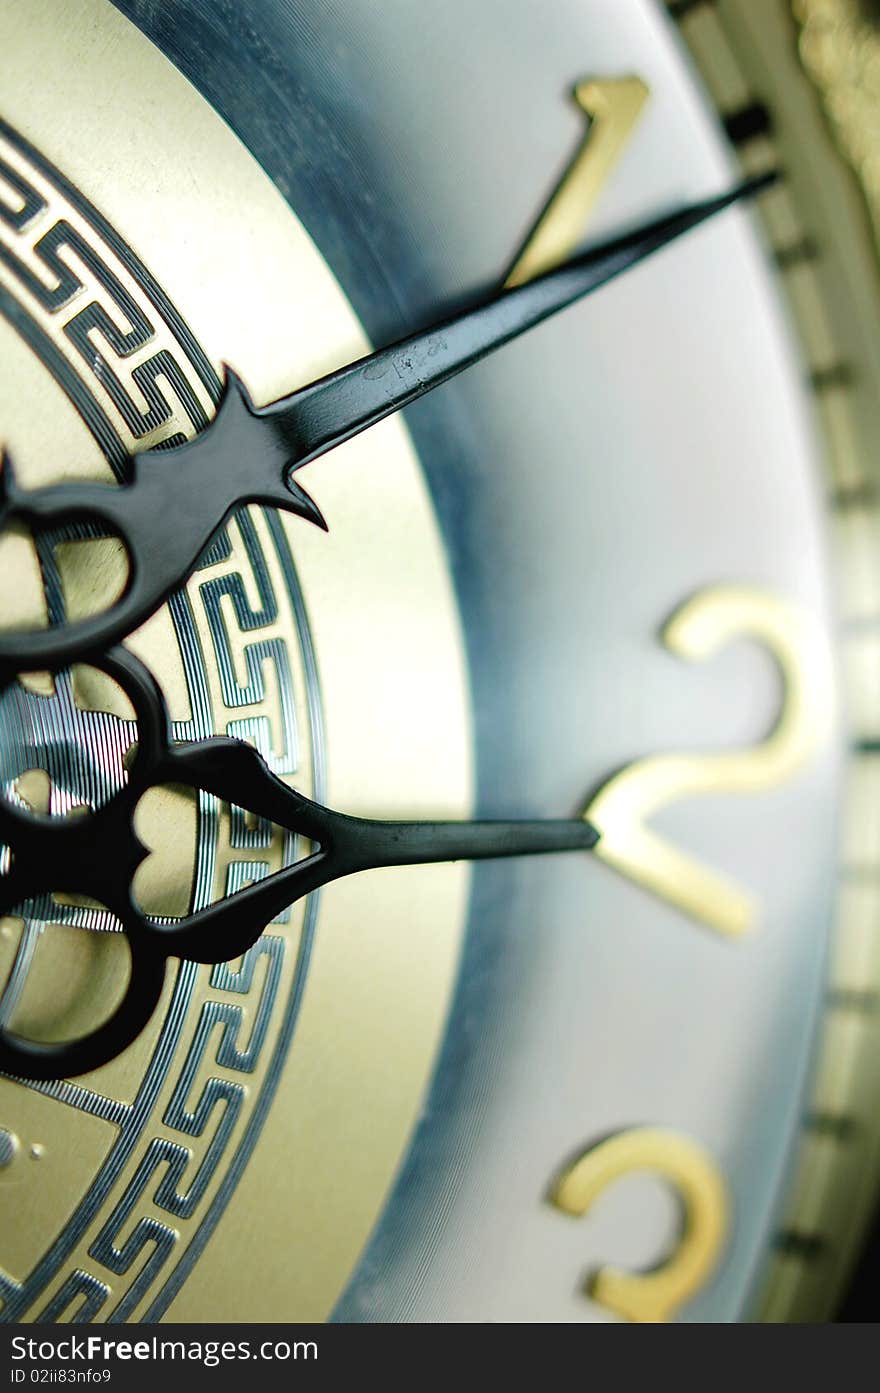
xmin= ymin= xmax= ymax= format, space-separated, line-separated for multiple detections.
xmin=0 ymin=647 xmax=598 ymax=1079
xmin=265 ymin=173 xmax=775 ymax=466
xmin=0 ymin=172 xmax=774 ymax=676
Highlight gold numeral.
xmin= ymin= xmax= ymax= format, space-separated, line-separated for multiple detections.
xmin=551 ymin=1127 xmax=729 ymax=1322
xmin=505 ymin=76 xmax=650 ymax=287
xmin=584 ymin=586 xmax=833 ymax=936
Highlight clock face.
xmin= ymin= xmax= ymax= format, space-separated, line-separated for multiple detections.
xmin=0 ymin=0 xmax=873 ymax=1324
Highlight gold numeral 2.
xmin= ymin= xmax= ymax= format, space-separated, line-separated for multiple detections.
xmin=551 ymin=1127 xmax=729 ymax=1322
xmin=584 ymin=585 xmax=829 ymax=936
xmin=584 ymin=586 xmax=833 ymax=937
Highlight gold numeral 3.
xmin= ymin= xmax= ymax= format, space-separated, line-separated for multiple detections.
xmin=552 ymin=1127 xmax=729 ymax=1322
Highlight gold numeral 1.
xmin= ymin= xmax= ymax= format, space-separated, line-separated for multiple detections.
xmin=584 ymin=586 xmax=833 ymax=937
xmin=551 ymin=1127 xmax=729 ymax=1322
xmin=505 ymin=76 xmax=650 ymax=287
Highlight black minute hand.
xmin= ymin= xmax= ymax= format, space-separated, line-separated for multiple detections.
xmin=0 ymin=172 xmax=774 ymax=675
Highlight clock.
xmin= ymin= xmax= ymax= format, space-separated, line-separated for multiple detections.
xmin=0 ymin=0 xmax=874 ymax=1323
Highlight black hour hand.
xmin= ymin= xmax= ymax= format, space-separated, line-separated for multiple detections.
xmin=0 ymin=646 xmax=598 ymax=1080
